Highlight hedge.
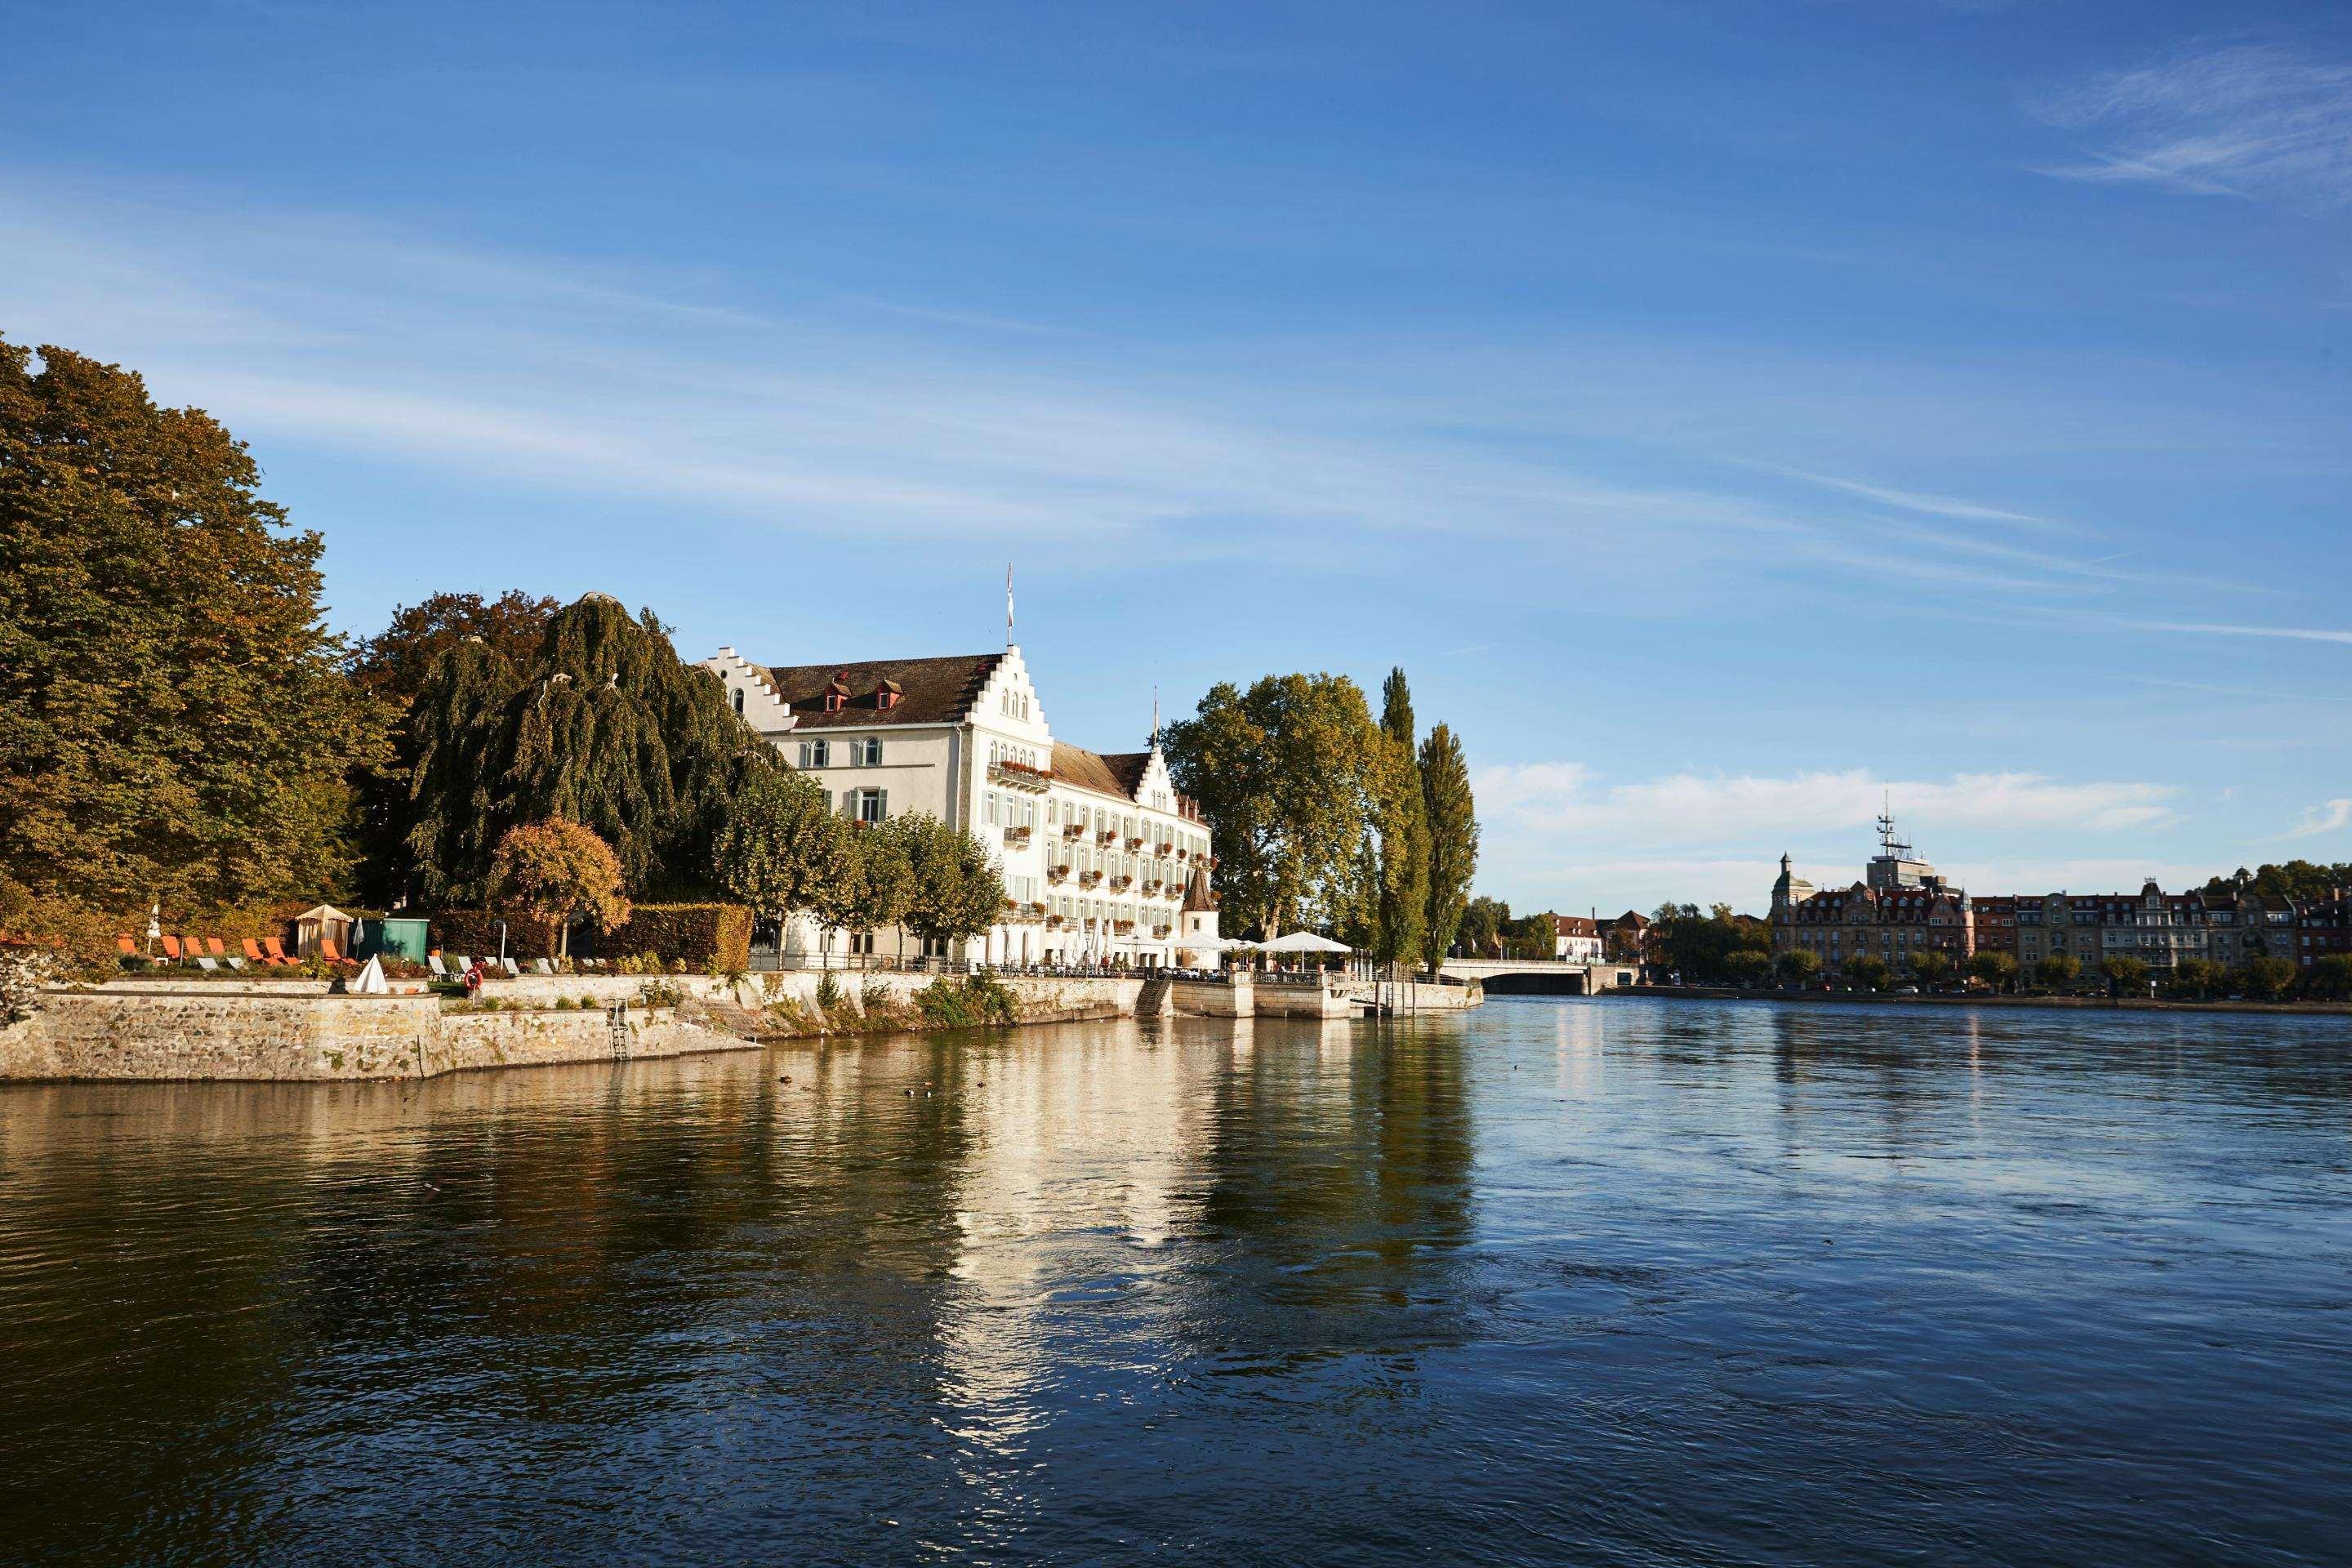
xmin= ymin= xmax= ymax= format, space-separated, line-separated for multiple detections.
xmin=600 ymin=904 xmax=752 ymax=970
xmin=430 ymin=909 xmax=561 ymax=957
xmin=430 ymin=904 xmax=751 ymax=968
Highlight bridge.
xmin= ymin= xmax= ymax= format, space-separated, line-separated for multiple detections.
xmin=1437 ymin=957 xmax=1640 ymax=996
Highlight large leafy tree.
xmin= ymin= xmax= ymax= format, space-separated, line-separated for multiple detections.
xmin=1370 ymin=668 xmax=1429 ymax=969
xmin=0 ymin=336 xmax=380 ymax=915
xmin=2200 ymin=861 xmax=2352 ymax=904
xmin=1457 ymin=895 xmax=1508 ymax=958
xmin=1418 ymin=724 xmax=1479 ymax=971
xmin=488 ymin=818 xmax=630 ymax=960
xmin=896 ymin=814 xmax=1007 ymax=951
xmin=1164 ymin=673 xmax=1384 ymax=938
xmin=711 ymin=768 xmax=854 ymax=938
xmin=400 ymin=594 xmax=783 ymax=901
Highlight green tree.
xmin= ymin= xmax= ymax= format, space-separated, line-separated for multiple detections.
xmin=1164 ymin=673 xmax=1385 ymax=938
xmin=2100 ymin=955 xmax=2151 ymax=995
xmin=855 ymin=817 xmax=920 ymax=963
xmin=401 ymin=594 xmax=784 ymax=901
xmin=1844 ymin=953 xmax=1892 ymax=991
xmin=347 ymin=589 xmax=557 ymax=905
xmin=2034 ymin=954 xmax=2081 ymax=991
xmin=1509 ymin=911 xmax=1558 ymax=960
xmin=1370 ymin=668 xmax=1429 ymax=969
xmin=1726 ymin=947 xmax=1772 ymax=985
xmin=1909 ymin=949 xmax=1953 ymax=986
xmin=488 ymin=818 xmax=630 ymax=960
xmin=712 ymin=768 xmax=853 ymax=946
xmin=1417 ymin=722 xmax=1480 ymax=972
xmin=1457 ymin=896 xmax=1508 ymax=958
xmin=1650 ymin=902 xmax=1763 ymax=983
xmin=2243 ymin=956 xmax=2296 ymax=1002
xmin=2199 ymin=860 xmax=2352 ymax=905
xmin=898 ymin=814 xmax=1008 ymax=957
xmin=2169 ymin=956 xmax=2220 ymax=1000
xmin=2305 ymin=954 xmax=2352 ymax=1003
xmin=1776 ymin=947 xmax=1823 ymax=984
xmin=0 ymin=336 xmax=381 ymax=915
xmin=1968 ymin=951 xmax=2018 ymax=993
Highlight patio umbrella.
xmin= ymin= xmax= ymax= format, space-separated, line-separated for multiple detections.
xmin=1258 ymin=931 xmax=1352 ymax=954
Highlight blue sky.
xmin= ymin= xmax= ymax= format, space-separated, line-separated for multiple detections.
xmin=7 ymin=1 xmax=2349 ymax=913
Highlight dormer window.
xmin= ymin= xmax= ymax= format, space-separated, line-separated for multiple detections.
xmin=875 ymin=678 xmax=902 ymax=711
xmin=823 ymin=670 xmax=851 ymax=714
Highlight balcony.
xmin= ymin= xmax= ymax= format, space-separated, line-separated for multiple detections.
xmin=1096 ymin=829 xmax=1118 ymax=847
xmin=1125 ymin=835 xmax=1146 ymax=850
xmin=1062 ymin=822 xmax=1087 ymax=840
xmin=989 ymin=759 xmax=1053 ymax=794
xmin=1153 ymin=924 xmax=1171 ymax=938
xmin=1108 ymin=875 xmax=1134 ymax=892
xmin=1143 ymin=880 xmax=1163 ymax=896
xmin=1078 ymin=871 xmax=1103 ymax=889
xmin=1045 ymin=915 xmax=1065 ymax=929
xmin=1047 ymin=863 xmax=1071 ymax=884
xmin=1114 ymin=920 xmax=1135 ymax=934
xmin=1002 ymin=826 xmax=1032 ymax=847
xmin=1155 ymin=841 xmax=1174 ymax=857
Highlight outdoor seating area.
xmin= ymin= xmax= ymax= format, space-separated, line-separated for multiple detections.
xmin=114 ymin=931 xmax=342 ymax=972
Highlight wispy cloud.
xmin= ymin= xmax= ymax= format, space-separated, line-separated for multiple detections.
xmin=2282 ymin=798 xmax=2352 ymax=840
xmin=2036 ymin=46 xmax=2352 ymax=210
xmin=2123 ymin=620 xmax=2352 ymax=646
xmin=1765 ymin=464 xmax=2056 ymax=528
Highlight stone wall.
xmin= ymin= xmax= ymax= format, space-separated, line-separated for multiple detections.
xmin=0 ymin=991 xmax=744 ymax=1083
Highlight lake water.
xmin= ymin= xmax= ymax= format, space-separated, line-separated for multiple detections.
xmin=3 ymin=997 xmax=2350 ymax=1566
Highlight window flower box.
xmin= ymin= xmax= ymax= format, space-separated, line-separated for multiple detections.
xmin=1109 ymin=875 xmax=1134 ymax=891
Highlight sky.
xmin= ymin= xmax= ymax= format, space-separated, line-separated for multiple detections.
xmin=6 ymin=1 xmax=2349 ymax=915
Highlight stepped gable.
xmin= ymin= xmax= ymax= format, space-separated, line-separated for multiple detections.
xmin=1051 ymin=742 xmax=1149 ymax=800
xmin=759 ymin=653 xmax=1002 ymax=728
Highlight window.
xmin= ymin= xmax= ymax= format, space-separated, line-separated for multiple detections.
xmin=732 ymin=688 xmax=745 ymax=715
xmin=984 ymin=791 xmax=1000 ymax=827
xmin=798 ymin=739 xmax=831 ymax=769
xmin=847 ymin=737 xmax=881 ymax=767
xmin=849 ymin=788 xmax=887 ymax=825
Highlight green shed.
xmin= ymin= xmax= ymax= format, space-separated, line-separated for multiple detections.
xmin=357 ymin=917 xmax=430 ymax=962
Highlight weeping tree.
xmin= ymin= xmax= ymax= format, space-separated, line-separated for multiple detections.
xmin=399 ymin=594 xmax=785 ymax=902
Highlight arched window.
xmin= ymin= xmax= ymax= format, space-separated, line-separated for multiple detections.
xmin=732 ymin=688 xmax=745 ymax=715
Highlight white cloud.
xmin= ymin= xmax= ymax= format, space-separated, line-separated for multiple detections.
xmin=2283 ymin=798 xmax=2352 ymax=840
xmin=2123 ymin=620 xmax=2352 ymax=646
xmin=1472 ymin=764 xmax=2178 ymax=843
xmin=2037 ymin=47 xmax=2352 ymax=210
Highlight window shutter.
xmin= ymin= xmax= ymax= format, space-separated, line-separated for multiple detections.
xmin=876 ymin=790 xmax=889 ymax=820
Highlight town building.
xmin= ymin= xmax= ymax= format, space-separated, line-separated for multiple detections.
xmin=1597 ymin=911 xmax=1652 ymax=967
xmin=1551 ymin=915 xmax=1604 ymax=963
xmin=702 ymin=638 xmax=1212 ymax=969
xmin=1969 ymin=896 xmax=2017 ymax=964
xmin=1770 ymin=816 xmax=1975 ymax=972
xmin=2298 ymin=891 xmax=2350 ymax=971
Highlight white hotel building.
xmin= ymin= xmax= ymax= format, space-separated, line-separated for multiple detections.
xmin=702 ymin=642 xmax=1218 ymax=969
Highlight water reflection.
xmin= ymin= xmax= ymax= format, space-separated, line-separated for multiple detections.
xmin=3 ymin=1000 xmax=2350 ymax=1566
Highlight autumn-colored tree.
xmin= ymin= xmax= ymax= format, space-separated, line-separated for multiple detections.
xmin=488 ymin=819 xmax=630 ymax=959
xmin=0 ymin=336 xmax=381 ymax=915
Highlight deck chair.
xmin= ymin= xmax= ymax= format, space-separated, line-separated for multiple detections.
xmin=181 ymin=937 xmax=206 ymax=968
xmin=194 ymin=955 xmax=220 ymax=972
xmin=159 ymin=934 xmax=184 ymax=961
xmin=319 ymin=938 xmax=345 ymax=964
xmin=263 ymin=937 xmax=292 ymax=965
xmin=225 ymin=951 xmax=247 ymax=970
xmin=501 ymin=957 xmax=521 ymax=978
xmin=242 ymin=938 xmax=270 ymax=966
xmin=117 ymin=934 xmax=140 ymax=960
xmin=449 ymin=955 xmax=472 ymax=975
xmin=205 ymin=936 xmax=228 ymax=958
xmin=533 ymin=959 xmax=555 ymax=976
xmin=427 ymin=954 xmax=451 ymax=980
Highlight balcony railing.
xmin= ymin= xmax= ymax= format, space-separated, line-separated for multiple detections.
xmin=1155 ymin=842 xmax=1174 ymax=857
xmin=1143 ymin=880 xmax=1163 ymax=896
xmin=1003 ymin=826 xmax=1032 ymax=846
xmin=1078 ymin=871 xmax=1102 ymax=889
xmin=1153 ymin=924 xmax=1172 ymax=938
xmin=1108 ymin=875 xmax=1134 ymax=891
xmin=1062 ymin=822 xmax=1087 ymax=840
xmin=1047 ymin=864 xmax=1070 ymax=883
xmin=1126 ymin=835 xmax=1146 ymax=850
xmin=1096 ymin=829 xmax=1118 ymax=846
xmin=1114 ymin=920 xmax=1135 ymax=934
xmin=988 ymin=760 xmax=1053 ymax=793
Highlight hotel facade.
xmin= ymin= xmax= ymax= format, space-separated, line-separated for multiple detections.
xmin=702 ymin=642 xmax=1216 ymax=969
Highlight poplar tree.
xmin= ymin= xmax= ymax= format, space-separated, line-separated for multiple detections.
xmin=1371 ymin=668 xmax=1430 ymax=969
xmin=1418 ymin=724 xmax=1480 ymax=970
xmin=0 ymin=336 xmax=379 ymax=915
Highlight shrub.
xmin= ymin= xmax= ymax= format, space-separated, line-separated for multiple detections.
xmin=636 ymin=981 xmax=685 ymax=1009
xmin=555 ymin=996 xmax=577 ymax=1011
xmin=914 ymin=973 xmax=1018 ymax=1029
xmin=430 ymin=909 xmax=560 ymax=960
xmin=815 ymin=971 xmax=845 ymax=1017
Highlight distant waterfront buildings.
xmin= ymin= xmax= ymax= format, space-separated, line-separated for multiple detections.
xmin=1770 ymin=816 xmax=2347 ymax=978
xmin=702 ymin=639 xmax=1214 ymax=969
